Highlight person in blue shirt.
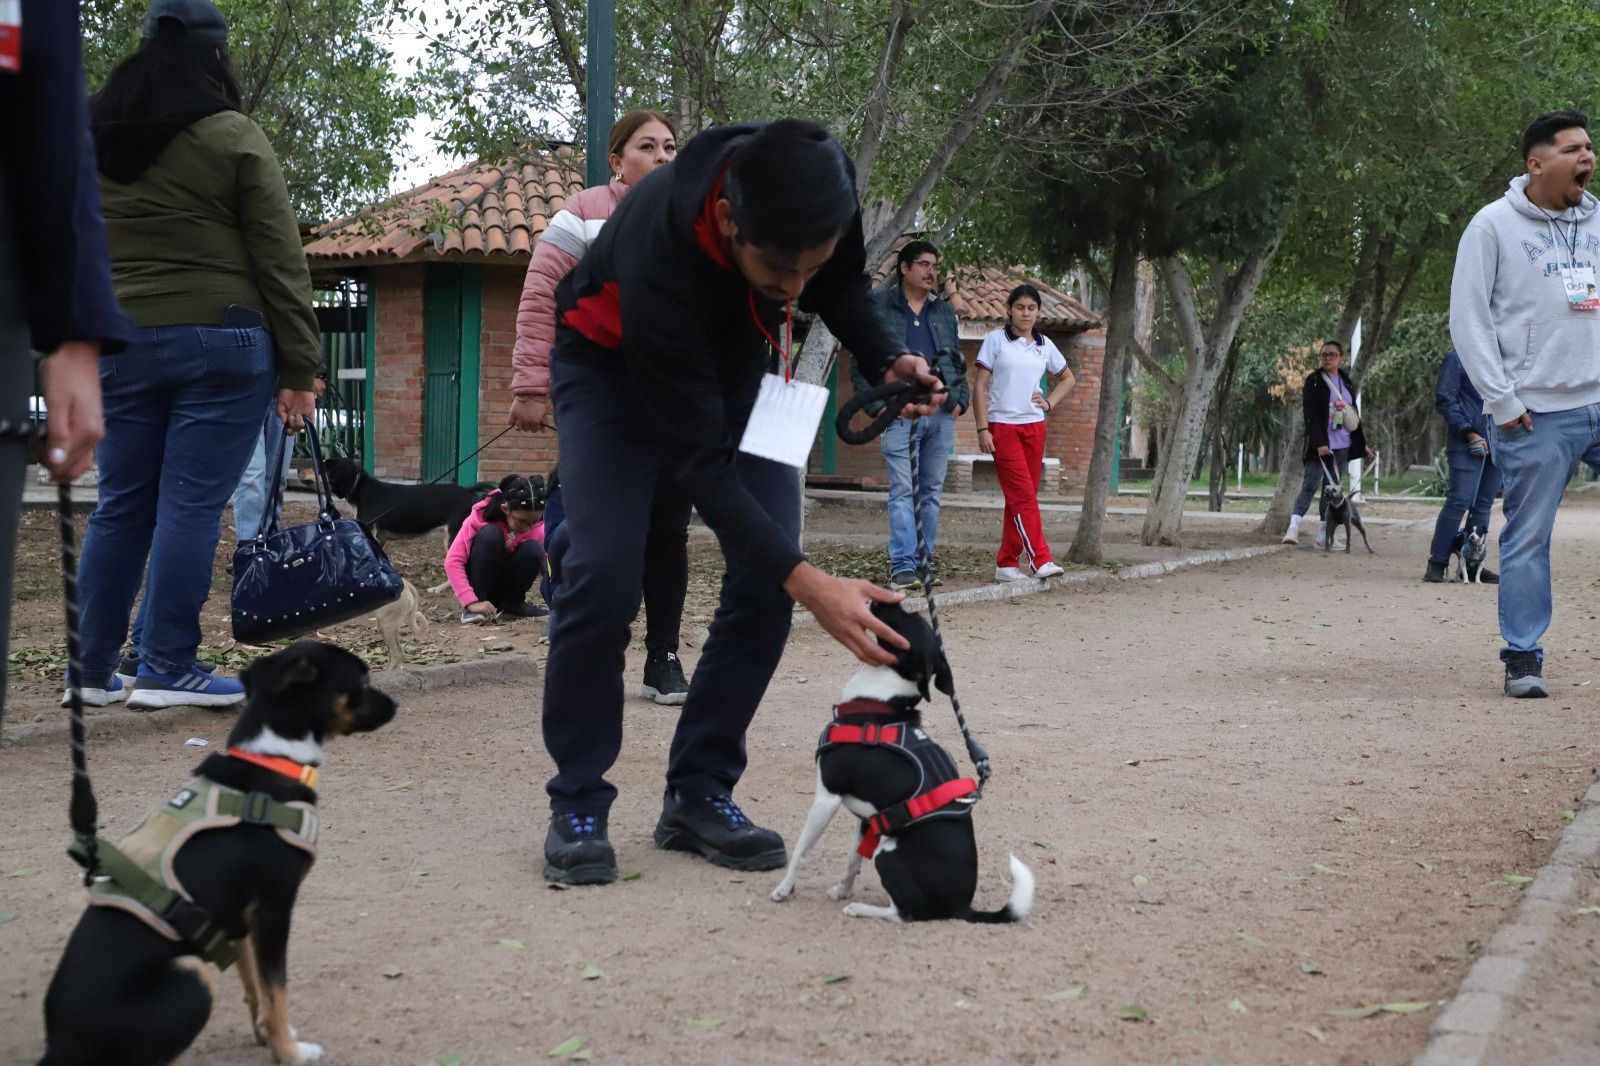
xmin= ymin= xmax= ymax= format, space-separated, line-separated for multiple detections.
xmin=1426 ymin=349 xmax=1502 ymax=583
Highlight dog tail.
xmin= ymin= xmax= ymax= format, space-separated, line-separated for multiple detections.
xmin=958 ymin=854 xmax=1035 ymax=924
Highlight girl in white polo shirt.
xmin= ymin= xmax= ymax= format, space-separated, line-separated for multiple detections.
xmin=972 ymin=284 xmax=1076 ymax=581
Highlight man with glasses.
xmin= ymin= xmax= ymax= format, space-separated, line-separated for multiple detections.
xmin=852 ymin=240 xmax=969 ymax=589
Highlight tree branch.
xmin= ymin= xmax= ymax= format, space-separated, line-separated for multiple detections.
xmin=852 ymin=0 xmax=916 ymax=196
xmin=1159 ymin=255 xmax=1205 ymax=370
xmin=541 ymin=0 xmax=586 ymax=103
xmin=1129 ymin=336 xmax=1177 ymax=393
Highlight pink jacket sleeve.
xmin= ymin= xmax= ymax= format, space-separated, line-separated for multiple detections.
xmin=444 ymin=502 xmax=489 ymax=607
xmin=511 ymin=180 xmax=627 ymax=399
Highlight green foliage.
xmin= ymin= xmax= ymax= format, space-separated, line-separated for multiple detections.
xmin=82 ymin=0 xmax=417 ymax=219
xmin=1358 ymin=312 xmax=1450 ymax=467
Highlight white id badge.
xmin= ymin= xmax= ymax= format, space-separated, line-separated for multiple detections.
xmin=738 ymin=374 xmax=830 ymax=468
xmin=1563 ymin=263 xmax=1600 ymax=310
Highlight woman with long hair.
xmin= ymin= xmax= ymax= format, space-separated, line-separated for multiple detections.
xmin=971 ymin=284 xmax=1075 ymax=581
xmin=74 ymin=0 xmax=320 ymax=710
xmin=510 ymin=109 xmax=694 ymax=705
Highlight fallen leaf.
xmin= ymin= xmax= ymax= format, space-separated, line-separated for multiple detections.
xmin=569 ymin=1052 xmax=593 ymax=1063
xmin=548 ymin=1035 xmax=585 ymax=1057
xmin=1045 ymin=985 xmax=1085 ymax=1001
xmin=1560 ymin=810 xmax=1576 ymax=822
xmin=387 ymin=782 xmax=414 ymax=792
xmin=7 ymin=868 xmax=36 ymax=878
xmin=1503 ymin=874 xmax=1534 ymax=886
xmin=1227 ymin=998 xmax=1247 ymax=1014
xmin=1236 ymin=931 xmax=1269 ymax=949
xmin=1132 ymin=874 xmax=1149 ymax=888
xmin=1333 ymin=815 xmax=1358 ymax=824
xmin=1300 ymin=962 xmax=1325 ymax=975
xmin=1032 ymin=841 xmax=1050 ymax=849
xmin=499 ymin=939 xmax=525 ymax=952
xmin=1379 ymin=1001 xmax=1433 ymax=1014
xmin=381 ymin=966 xmax=403 ymax=979
xmin=1329 ymin=1001 xmax=1434 ymax=1019
xmin=0 ymin=911 xmax=16 ymax=924
xmin=1573 ymin=906 xmax=1600 ymax=916
xmin=823 ymin=974 xmax=850 ymax=984
xmin=1415 ymin=860 xmax=1432 ymax=872
xmin=622 ymin=872 xmax=643 ymax=882
xmin=547 ymin=882 xmax=570 ymax=892
xmin=438 ymin=1054 xmax=463 ymax=1066
xmin=581 ymin=964 xmax=603 ymax=980
xmin=1328 ymin=1005 xmax=1383 ymax=1019
xmin=1468 ymin=898 xmax=1498 ymax=908
xmin=686 ymin=1018 xmax=725 ymax=1029
xmin=1312 ymin=864 xmax=1336 ymax=875
xmin=1116 ymin=1004 xmax=1150 ymax=1023
xmin=1298 ymin=1025 xmax=1328 ymax=1042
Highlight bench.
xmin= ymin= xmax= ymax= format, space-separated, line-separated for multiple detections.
xmin=946 ymin=453 xmax=1062 ymax=495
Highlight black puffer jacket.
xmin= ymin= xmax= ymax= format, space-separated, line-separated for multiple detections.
xmin=1301 ymin=369 xmax=1371 ymax=462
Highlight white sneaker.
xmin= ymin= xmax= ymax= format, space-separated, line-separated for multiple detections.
xmin=1281 ymin=525 xmax=1300 ymax=545
xmin=995 ymin=566 xmax=1029 ymax=582
xmin=1033 ymin=561 xmax=1064 ymax=579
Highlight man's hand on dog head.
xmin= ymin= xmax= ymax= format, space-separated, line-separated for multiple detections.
xmin=784 ymin=561 xmax=908 ymax=665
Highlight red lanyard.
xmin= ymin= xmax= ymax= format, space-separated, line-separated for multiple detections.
xmin=748 ymin=289 xmax=794 ymax=381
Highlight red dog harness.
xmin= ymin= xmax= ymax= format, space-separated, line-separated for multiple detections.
xmin=819 ymin=700 xmax=979 ymax=858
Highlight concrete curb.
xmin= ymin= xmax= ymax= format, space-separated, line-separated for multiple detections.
xmin=0 ymin=654 xmax=539 ymax=747
xmin=1410 ymin=775 xmax=1600 ymax=1066
xmin=691 ymin=543 xmax=1287 ymax=644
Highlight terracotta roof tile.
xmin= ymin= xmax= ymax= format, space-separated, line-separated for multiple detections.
xmin=304 ymin=147 xmax=586 ymax=264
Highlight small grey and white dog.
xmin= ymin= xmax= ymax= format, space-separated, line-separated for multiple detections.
xmin=1455 ymin=524 xmax=1489 ymax=582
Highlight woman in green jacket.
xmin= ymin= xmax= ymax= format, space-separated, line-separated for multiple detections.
xmin=73 ymin=0 xmax=319 ymax=710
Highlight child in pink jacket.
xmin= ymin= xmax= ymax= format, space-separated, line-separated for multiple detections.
xmin=444 ymin=474 xmax=547 ymax=623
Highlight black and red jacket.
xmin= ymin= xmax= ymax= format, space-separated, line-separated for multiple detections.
xmin=552 ymin=122 xmax=903 ymax=587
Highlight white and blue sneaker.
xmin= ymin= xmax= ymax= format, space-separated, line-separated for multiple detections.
xmin=116 ymin=651 xmax=215 ymax=688
xmin=60 ymin=674 xmax=126 ymax=708
xmin=126 ymin=662 xmax=246 ymax=710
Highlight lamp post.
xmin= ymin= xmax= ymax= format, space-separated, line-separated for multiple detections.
xmin=585 ymin=0 xmax=615 ymax=187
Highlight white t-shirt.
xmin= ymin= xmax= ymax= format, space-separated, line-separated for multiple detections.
xmin=975 ymin=328 xmax=1068 ymax=424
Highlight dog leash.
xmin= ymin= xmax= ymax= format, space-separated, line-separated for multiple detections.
xmin=0 ymin=418 xmax=102 ymax=883
xmin=835 ymin=393 xmax=991 ymax=792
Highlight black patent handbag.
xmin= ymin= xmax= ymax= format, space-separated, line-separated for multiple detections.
xmin=230 ymin=425 xmax=402 ymax=645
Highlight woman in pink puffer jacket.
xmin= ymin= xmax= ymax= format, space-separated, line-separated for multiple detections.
xmin=508 ymin=110 xmax=696 ymax=705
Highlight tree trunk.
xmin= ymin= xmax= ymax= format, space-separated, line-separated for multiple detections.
xmin=1140 ymin=234 xmax=1283 ymax=546
xmin=1205 ymin=337 xmax=1243 ymax=512
xmin=1068 ymin=222 xmax=1139 ymax=565
xmin=1258 ymin=428 xmax=1305 ymax=538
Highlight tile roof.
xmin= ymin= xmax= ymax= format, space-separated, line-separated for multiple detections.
xmin=304 ymin=148 xmax=586 ymax=264
xmin=945 ymin=266 xmax=1101 ymax=332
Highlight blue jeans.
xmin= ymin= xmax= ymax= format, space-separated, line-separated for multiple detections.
xmin=881 ymin=411 xmax=956 ymax=574
xmin=75 ymin=325 xmax=275 ymax=682
xmin=1428 ymin=437 xmax=1502 ymax=565
xmin=1490 ymin=403 xmax=1600 ymax=661
xmin=232 ymin=404 xmax=294 ymax=540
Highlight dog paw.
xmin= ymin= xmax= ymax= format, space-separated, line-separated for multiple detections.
xmin=291 ymin=1041 xmax=323 ymax=1064
xmin=770 ymin=881 xmax=794 ymax=901
xmin=826 ymin=883 xmax=853 ymax=901
xmin=841 ymin=902 xmax=871 ymax=917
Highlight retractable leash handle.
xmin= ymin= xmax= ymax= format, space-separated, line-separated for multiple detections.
xmin=834 ymin=380 xmax=938 ymax=445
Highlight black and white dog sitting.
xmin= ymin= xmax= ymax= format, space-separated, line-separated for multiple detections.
xmin=1456 ymin=523 xmax=1489 ymax=582
xmin=770 ymin=602 xmax=1033 ymax=924
xmin=1320 ymin=463 xmax=1373 ymax=554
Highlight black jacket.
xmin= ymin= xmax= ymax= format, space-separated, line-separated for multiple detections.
xmin=0 ymin=0 xmax=132 ymax=355
xmin=1301 ymin=368 xmax=1369 ymax=462
xmin=553 ymin=123 xmax=903 ymax=586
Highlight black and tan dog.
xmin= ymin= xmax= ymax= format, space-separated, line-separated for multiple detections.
xmin=322 ymin=456 xmax=491 ymax=547
xmin=770 ymin=602 xmax=1033 ymax=923
xmin=39 ymin=642 xmax=397 ymax=1066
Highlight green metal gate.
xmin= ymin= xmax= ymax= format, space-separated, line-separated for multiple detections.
xmin=422 ymin=265 xmax=463 ymax=482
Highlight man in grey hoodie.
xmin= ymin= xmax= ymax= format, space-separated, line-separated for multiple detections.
xmin=1449 ymin=110 xmax=1599 ymax=699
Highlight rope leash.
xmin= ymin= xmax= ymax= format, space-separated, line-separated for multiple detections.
xmin=0 ymin=418 xmax=100 ymax=883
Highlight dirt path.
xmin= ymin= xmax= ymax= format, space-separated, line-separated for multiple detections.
xmin=3 ymin=499 xmax=1597 ymax=1065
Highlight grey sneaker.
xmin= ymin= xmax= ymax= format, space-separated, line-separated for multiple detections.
xmin=460 ymin=606 xmax=492 ymax=625
xmin=888 ymin=570 xmax=921 ymax=591
xmin=1504 ymin=652 xmax=1548 ymax=698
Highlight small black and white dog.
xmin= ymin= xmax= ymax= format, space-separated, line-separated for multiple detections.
xmin=40 ymin=642 xmax=397 ymax=1066
xmin=1321 ymin=466 xmax=1373 ymax=554
xmin=1455 ymin=524 xmax=1489 ymax=582
xmin=770 ymin=602 xmax=1033 ymax=924
xmin=322 ymin=457 xmax=490 ymax=547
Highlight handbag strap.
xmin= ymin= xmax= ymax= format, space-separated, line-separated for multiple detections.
xmin=302 ymin=428 xmax=338 ymax=520
xmin=255 ymin=416 xmax=291 ymax=542
xmin=251 ymin=416 xmax=336 ymax=544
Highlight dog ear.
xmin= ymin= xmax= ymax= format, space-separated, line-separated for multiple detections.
xmin=263 ymin=646 xmax=321 ymax=694
xmin=932 ymin=647 xmax=955 ymax=698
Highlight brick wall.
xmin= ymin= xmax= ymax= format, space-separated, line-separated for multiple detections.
xmin=476 ymin=267 xmax=560 ymax=485
xmin=371 ymin=265 xmax=425 ymax=480
xmin=825 ymin=327 xmax=1107 ymax=496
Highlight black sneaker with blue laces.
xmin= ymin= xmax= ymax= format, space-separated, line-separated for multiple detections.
xmin=543 ymin=811 xmax=618 ymax=885
xmin=653 ymin=790 xmax=786 ymax=871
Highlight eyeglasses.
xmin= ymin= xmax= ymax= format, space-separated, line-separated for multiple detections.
xmin=911 ymin=259 xmax=938 ymax=269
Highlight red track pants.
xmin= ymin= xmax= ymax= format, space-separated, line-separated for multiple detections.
xmin=990 ymin=421 xmax=1052 ymax=568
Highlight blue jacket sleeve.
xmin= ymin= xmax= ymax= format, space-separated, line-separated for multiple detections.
xmin=1 ymin=0 xmax=133 ymax=355
xmin=1434 ymin=353 xmax=1480 ymax=438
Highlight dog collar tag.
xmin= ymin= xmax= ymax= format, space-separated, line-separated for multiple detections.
xmin=169 ymin=788 xmax=197 ymax=809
